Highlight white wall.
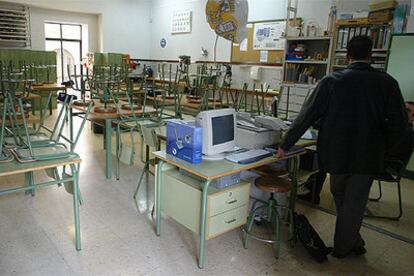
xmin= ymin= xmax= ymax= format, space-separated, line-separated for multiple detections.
xmin=29 ymin=7 xmax=99 ymax=54
xmin=149 ymin=0 xmax=232 ymax=61
xmin=148 ymin=0 xmax=384 ymax=61
xmin=6 ymin=0 xmax=152 ymax=57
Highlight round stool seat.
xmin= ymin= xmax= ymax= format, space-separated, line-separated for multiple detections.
xmin=255 ymin=176 xmax=292 ymax=193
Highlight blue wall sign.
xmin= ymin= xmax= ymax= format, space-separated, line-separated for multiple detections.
xmin=160 ymin=38 xmax=167 ymax=48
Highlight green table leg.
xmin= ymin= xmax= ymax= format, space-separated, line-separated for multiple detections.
xmin=105 ymin=119 xmax=113 ymax=179
xmin=198 ymin=180 xmax=212 ymax=269
xmin=71 ymin=163 xmax=81 ymax=251
xmin=24 ymin=172 xmax=35 ymax=196
xmin=287 ymin=156 xmax=299 ymax=246
xmin=155 ymin=160 xmax=164 ymax=236
xmin=115 ymin=125 xmax=120 ymax=180
xmin=69 ymin=107 xmax=74 ymax=152
xmin=49 ymin=92 xmax=53 ymax=115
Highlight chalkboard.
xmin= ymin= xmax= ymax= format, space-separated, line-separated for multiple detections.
xmin=386 ymin=34 xmax=414 ymax=101
xmin=386 ymin=34 xmax=414 ymax=174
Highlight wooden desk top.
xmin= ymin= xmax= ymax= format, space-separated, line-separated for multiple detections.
xmin=0 ymin=92 xmax=40 ymax=101
xmin=153 ymin=150 xmax=307 ymax=181
xmin=71 ymin=99 xmax=157 ymax=120
xmin=148 ymin=95 xmax=226 ymax=110
xmin=220 ymin=87 xmax=279 ymax=98
xmin=153 ymin=124 xmax=316 ymax=147
xmin=0 ymin=153 xmax=81 ymax=177
xmin=26 ymin=92 xmax=42 ymax=100
xmin=148 ymin=78 xmax=279 ymax=98
xmin=31 ymin=83 xmax=66 ymax=92
xmin=0 ymin=115 xmax=40 ymax=126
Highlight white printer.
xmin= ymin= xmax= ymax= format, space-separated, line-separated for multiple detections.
xmin=235 ymin=113 xmax=285 ymax=150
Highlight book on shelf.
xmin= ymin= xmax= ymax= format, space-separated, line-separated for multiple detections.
xmin=336 ymin=25 xmax=390 ymax=50
xmin=285 ymin=64 xmax=319 ymax=84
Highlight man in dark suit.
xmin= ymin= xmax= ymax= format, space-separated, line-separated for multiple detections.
xmin=385 ymin=101 xmax=414 ymax=165
xmin=278 ymin=36 xmax=408 ymax=258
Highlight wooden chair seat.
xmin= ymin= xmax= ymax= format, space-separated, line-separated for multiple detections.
xmin=254 ymin=165 xmax=288 ymax=177
xmin=255 ymin=176 xmax=292 ymax=193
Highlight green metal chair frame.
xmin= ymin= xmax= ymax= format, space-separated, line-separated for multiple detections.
xmin=10 ymin=93 xmax=93 ymax=162
xmin=0 ymin=94 xmax=14 ymax=163
xmin=133 ymin=123 xmax=160 ymax=200
xmin=242 ymin=188 xmax=295 ymax=259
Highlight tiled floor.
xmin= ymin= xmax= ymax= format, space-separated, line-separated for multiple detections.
xmin=1 ymin=118 xmax=414 ymax=275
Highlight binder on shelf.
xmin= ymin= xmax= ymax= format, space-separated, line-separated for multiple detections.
xmin=349 ymin=27 xmax=356 ymax=42
xmin=342 ymin=28 xmax=349 ymax=49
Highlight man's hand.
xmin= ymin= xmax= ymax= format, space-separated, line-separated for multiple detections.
xmin=277 ymin=147 xmax=285 ymax=158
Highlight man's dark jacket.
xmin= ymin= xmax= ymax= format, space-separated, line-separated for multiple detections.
xmin=280 ymin=62 xmax=408 ymax=175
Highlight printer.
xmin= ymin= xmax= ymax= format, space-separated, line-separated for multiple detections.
xmin=235 ymin=113 xmax=285 ymax=150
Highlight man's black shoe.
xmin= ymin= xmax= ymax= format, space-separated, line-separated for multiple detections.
xmin=331 ymin=246 xmax=366 ymax=259
xmin=297 ymin=194 xmax=320 ymax=205
xmin=352 ymin=246 xmax=367 ymax=256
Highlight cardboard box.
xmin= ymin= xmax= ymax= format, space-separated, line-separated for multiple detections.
xmin=167 ymin=120 xmax=203 ymax=164
xmin=369 ymin=9 xmax=394 ymax=24
xmin=369 ymin=0 xmax=397 ymax=11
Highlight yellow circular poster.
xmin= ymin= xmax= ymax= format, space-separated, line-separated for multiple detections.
xmin=206 ymin=0 xmax=249 ymax=43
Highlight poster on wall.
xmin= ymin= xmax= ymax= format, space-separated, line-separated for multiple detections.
xmin=253 ymin=21 xmax=286 ymax=50
xmin=171 ymin=10 xmax=192 ymax=34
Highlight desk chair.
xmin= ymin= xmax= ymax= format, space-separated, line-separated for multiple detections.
xmin=10 ymin=94 xmax=93 ymax=162
xmin=0 ymin=95 xmax=13 ymax=163
xmin=243 ymin=176 xmax=295 ymax=258
xmin=133 ymin=124 xmax=160 ymax=201
xmin=366 ymin=158 xmax=409 ymax=221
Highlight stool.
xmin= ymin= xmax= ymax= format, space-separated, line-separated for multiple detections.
xmin=243 ymin=176 xmax=294 ymax=258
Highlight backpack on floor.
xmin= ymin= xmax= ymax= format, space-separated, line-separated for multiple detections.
xmin=294 ymin=212 xmax=331 ymax=263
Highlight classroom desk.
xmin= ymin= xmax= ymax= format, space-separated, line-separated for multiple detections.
xmin=31 ymin=83 xmax=66 ymax=115
xmin=153 ymin=144 xmax=312 ymax=269
xmin=149 ymin=78 xmax=279 ymax=98
xmin=71 ymin=99 xmax=157 ymax=179
xmin=0 ymin=153 xmax=82 ymax=250
xmin=147 ymin=95 xmax=226 ymax=112
xmin=0 ymin=115 xmax=41 ymax=126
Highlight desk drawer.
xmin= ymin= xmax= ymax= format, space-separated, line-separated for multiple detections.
xmin=209 ymin=182 xmax=250 ymax=217
xmin=207 ymin=205 xmax=248 ymax=239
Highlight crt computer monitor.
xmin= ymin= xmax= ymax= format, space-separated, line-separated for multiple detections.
xmin=196 ymin=108 xmax=236 ymax=160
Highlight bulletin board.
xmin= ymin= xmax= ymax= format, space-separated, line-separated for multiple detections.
xmin=231 ymin=19 xmax=286 ymax=64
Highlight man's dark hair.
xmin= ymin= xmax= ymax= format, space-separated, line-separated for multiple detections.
xmin=406 ymin=101 xmax=414 ymax=106
xmin=347 ymin=36 xmax=373 ymax=60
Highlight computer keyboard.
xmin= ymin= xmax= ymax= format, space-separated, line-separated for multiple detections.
xmin=225 ymin=149 xmax=273 ymax=164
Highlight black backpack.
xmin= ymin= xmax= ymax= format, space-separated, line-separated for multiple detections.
xmin=294 ymin=213 xmax=331 ymax=263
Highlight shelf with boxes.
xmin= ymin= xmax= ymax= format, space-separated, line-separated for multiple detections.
xmin=283 ymin=36 xmax=333 ymax=85
xmin=278 ymin=36 xmax=333 ymax=119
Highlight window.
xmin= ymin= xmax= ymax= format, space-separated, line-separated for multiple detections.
xmin=45 ymin=22 xmax=83 ymax=83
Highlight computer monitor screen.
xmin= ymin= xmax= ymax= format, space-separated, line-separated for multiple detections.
xmin=212 ymin=115 xmax=234 ymax=145
xmin=196 ymin=108 xmax=236 ymax=158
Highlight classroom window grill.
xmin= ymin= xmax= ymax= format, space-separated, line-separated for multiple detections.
xmin=0 ymin=2 xmax=31 ymax=47
xmin=45 ymin=22 xmax=83 ymax=83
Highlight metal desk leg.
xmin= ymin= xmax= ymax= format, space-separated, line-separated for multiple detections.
xmin=69 ymin=107 xmax=74 ymax=152
xmin=105 ymin=119 xmax=113 ymax=179
xmin=198 ymin=180 xmax=212 ymax=269
xmin=115 ymin=125 xmax=120 ymax=181
xmin=49 ymin=92 xmax=53 ymax=115
xmin=288 ymin=156 xmax=299 ymax=212
xmin=155 ymin=160 xmax=164 ymax=236
xmin=287 ymin=156 xmax=299 ymax=246
xmin=71 ymin=163 xmax=81 ymax=251
xmin=24 ymin=172 xmax=35 ymax=196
